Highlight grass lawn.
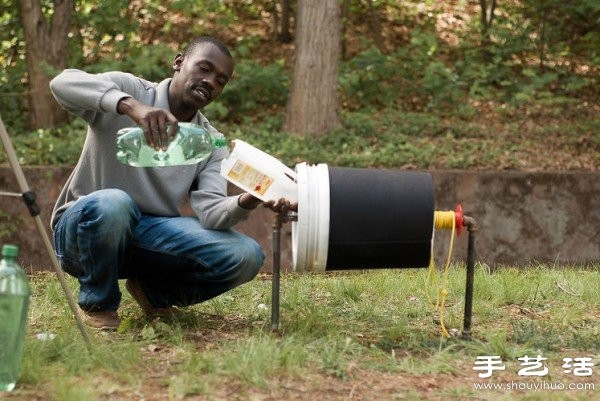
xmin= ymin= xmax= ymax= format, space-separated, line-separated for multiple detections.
xmin=1 ymin=263 xmax=598 ymax=401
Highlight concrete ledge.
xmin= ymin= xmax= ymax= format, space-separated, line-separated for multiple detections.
xmin=1 ymin=166 xmax=598 ymax=271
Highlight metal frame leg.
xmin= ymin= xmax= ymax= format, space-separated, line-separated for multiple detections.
xmin=461 ymin=216 xmax=477 ymax=340
xmin=270 ymin=210 xmax=297 ymax=331
xmin=269 ymin=207 xmax=477 ymax=339
xmin=271 ymin=214 xmax=282 ymax=331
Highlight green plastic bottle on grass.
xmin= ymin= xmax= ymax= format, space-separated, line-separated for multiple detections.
xmin=116 ymin=122 xmax=227 ymax=167
xmin=0 ymin=244 xmax=30 ymax=392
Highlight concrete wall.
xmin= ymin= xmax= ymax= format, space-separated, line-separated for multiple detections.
xmin=1 ymin=166 xmax=598 ymax=272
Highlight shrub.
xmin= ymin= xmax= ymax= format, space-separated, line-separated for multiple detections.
xmin=205 ymin=59 xmax=290 ymax=122
xmin=1 ymin=119 xmax=87 ymax=165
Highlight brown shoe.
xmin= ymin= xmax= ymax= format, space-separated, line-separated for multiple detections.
xmin=76 ymin=306 xmax=120 ymax=331
xmin=125 ymin=278 xmax=176 ymax=318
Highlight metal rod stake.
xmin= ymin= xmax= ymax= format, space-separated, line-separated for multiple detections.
xmin=270 ymin=212 xmax=283 ymax=331
xmin=461 ymin=216 xmax=477 ymax=340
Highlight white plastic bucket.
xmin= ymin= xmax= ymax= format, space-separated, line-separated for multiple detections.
xmin=292 ymin=163 xmax=330 ymax=271
xmin=292 ymin=164 xmax=434 ymax=272
xmin=220 ymin=139 xmax=298 ymax=203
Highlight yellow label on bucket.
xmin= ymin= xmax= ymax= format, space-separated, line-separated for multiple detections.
xmin=227 ymin=160 xmax=274 ymax=196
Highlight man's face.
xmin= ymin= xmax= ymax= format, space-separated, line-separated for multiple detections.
xmin=171 ymin=43 xmax=234 ymax=110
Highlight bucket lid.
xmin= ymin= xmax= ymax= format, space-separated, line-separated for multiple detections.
xmin=2 ymin=244 xmax=19 ymax=257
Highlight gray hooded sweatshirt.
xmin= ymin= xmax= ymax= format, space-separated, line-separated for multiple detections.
xmin=49 ymin=69 xmax=252 ymax=230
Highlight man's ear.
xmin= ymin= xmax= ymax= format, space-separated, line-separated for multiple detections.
xmin=172 ymin=53 xmax=184 ymax=71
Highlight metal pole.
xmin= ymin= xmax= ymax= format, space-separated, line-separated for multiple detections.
xmin=270 ymin=212 xmax=283 ymax=331
xmin=0 ymin=116 xmax=92 ymax=351
xmin=461 ymin=216 xmax=477 ymax=340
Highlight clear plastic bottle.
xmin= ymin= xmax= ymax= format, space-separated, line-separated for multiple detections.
xmin=116 ymin=122 xmax=227 ymax=167
xmin=0 ymin=244 xmax=30 ymax=392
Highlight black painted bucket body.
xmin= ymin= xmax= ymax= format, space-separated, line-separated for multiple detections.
xmin=325 ymin=167 xmax=434 ymax=270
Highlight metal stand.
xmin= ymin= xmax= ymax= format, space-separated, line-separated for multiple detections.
xmin=270 ymin=209 xmax=477 ymax=339
xmin=270 ymin=210 xmax=296 ymax=331
xmin=0 ymin=116 xmax=92 ymax=351
xmin=461 ymin=216 xmax=477 ymax=340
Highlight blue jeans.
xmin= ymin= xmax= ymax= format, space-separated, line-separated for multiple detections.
xmin=53 ymin=189 xmax=264 ymax=312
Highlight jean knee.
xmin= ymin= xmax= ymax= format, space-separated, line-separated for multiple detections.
xmin=86 ymin=189 xmax=139 ymax=227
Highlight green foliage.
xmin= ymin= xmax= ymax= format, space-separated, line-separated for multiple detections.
xmin=1 ymin=0 xmax=597 ymax=169
xmin=338 ymin=29 xmax=475 ymax=114
xmin=89 ymin=42 xmax=175 ymax=82
xmin=205 ymin=59 xmax=290 ymax=122
xmin=0 ymin=210 xmax=19 ymax=241
xmin=422 ymin=61 xmax=462 ymax=110
xmin=0 ymin=119 xmax=87 ymax=165
xmin=6 ymin=100 xmax=596 ymax=170
xmin=221 ymin=110 xmax=443 ymax=169
xmin=338 ymin=48 xmax=396 ymax=109
xmin=455 ymin=0 xmax=599 ymax=106
xmin=0 ymin=0 xmax=28 ymax=130
xmin=338 ymin=29 xmax=455 ymax=112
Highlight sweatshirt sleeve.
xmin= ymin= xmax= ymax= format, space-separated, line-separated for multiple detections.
xmin=49 ymin=69 xmax=140 ymax=123
xmin=188 ymin=146 xmax=254 ymax=230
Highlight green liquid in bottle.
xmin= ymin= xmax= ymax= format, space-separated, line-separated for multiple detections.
xmin=0 ymin=245 xmax=30 ymax=392
xmin=116 ymin=122 xmax=227 ymax=167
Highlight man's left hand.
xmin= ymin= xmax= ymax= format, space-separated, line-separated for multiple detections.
xmin=238 ymin=193 xmax=298 ymax=213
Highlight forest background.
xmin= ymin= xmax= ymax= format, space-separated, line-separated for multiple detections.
xmin=0 ymin=0 xmax=598 ymax=171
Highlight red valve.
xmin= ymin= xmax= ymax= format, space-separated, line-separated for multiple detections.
xmin=455 ymin=204 xmax=464 ymax=236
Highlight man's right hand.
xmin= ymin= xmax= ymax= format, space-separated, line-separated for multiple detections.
xmin=117 ymin=97 xmax=179 ymax=150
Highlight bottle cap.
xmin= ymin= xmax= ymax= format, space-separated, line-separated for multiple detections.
xmin=2 ymin=244 xmax=19 ymax=257
xmin=214 ymin=137 xmax=227 ymax=148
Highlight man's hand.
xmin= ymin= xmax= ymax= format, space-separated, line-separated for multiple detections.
xmin=238 ymin=193 xmax=298 ymax=213
xmin=263 ymin=197 xmax=298 ymax=213
xmin=117 ymin=97 xmax=179 ymax=150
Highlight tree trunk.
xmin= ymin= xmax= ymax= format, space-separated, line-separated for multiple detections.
xmin=538 ymin=7 xmax=548 ymax=71
xmin=284 ymin=0 xmax=341 ymax=136
xmin=479 ymin=0 xmax=497 ymax=40
xmin=271 ymin=1 xmax=280 ymax=41
xmin=279 ymin=0 xmax=293 ymax=43
xmin=271 ymin=1 xmax=293 ymax=43
xmin=341 ymin=0 xmax=350 ymax=60
xmin=363 ymin=0 xmax=384 ymax=53
xmin=18 ymin=0 xmax=72 ymax=129
xmin=479 ymin=0 xmax=497 ymax=62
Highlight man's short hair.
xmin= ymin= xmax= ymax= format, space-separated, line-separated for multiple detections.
xmin=183 ymin=36 xmax=233 ymax=60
